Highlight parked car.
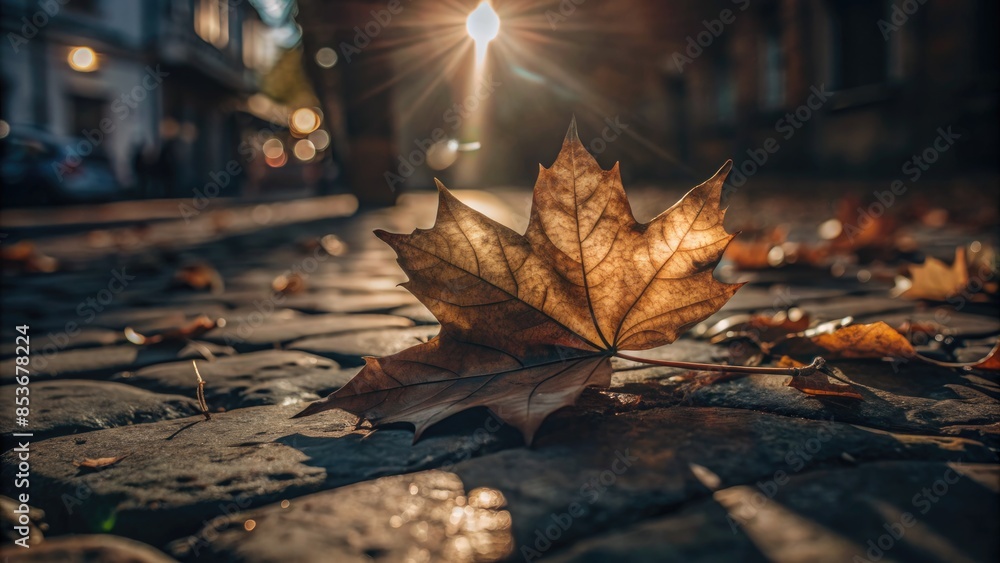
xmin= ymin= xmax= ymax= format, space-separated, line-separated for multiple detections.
xmin=0 ymin=126 xmax=122 ymax=205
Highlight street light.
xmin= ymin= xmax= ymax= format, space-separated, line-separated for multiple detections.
xmin=466 ymin=1 xmax=499 ymax=65
xmin=68 ymin=47 xmax=98 ymax=72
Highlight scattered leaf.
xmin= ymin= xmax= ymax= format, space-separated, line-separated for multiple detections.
xmin=779 ymin=356 xmax=863 ymax=399
xmin=1 ymin=241 xmax=58 ymax=273
xmin=772 ymin=321 xmax=916 ymax=360
xmin=73 ymin=455 xmax=127 ymax=471
xmin=173 ymin=262 xmax=225 ymax=294
xmin=124 ymin=315 xmax=224 ymax=345
xmin=295 ymin=120 xmax=743 ymax=442
xmin=900 ymin=247 xmax=968 ymax=301
xmin=723 ymin=227 xmax=785 ymax=270
xmin=272 ymin=272 xmax=307 ymax=295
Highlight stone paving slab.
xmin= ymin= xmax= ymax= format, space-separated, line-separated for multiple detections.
xmin=112 ymin=350 xmax=354 ymax=411
xmin=289 ymin=325 xmax=442 ymax=365
xmin=0 ymin=534 xmax=178 ymax=563
xmin=201 ymin=313 xmax=414 ymax=352
xmin=169 ymin=470 xmax=511 ymax=562
xmin=278 ymin=291 xmax=419 ymax=315
xmin=0 ymin=380 xmax=199 ymax=444
xmin=545 ymin=461 xmax=999 ymax=563
xmin=151 ymin=405 xmax=999 ymax=562
xmin=0 ymin=341 xmax=235 ymax=383
xmin=0 ymin=404 xmax=520 ymax=547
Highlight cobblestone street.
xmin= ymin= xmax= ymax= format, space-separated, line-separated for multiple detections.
xmin=1 ymin=186 xmax=998 ymax=563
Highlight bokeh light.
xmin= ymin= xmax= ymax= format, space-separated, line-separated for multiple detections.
xmin=308 ymin=129 xmax=330 ymax=150
xmin=293 ymin=139 xmax=317 ymax=161
xmin=290 ymin=108 xmax=321 ymax=135
xmin=315 ymin=47 xmax=338 ymax=68
xmin=68 ymin=47 xmax=98 ymax=72
xmin=262 ymin=138 xmax=284 ymax=159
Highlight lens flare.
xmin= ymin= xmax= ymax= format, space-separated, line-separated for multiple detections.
xmin=466 ymin=2 xmax=500 ymax=65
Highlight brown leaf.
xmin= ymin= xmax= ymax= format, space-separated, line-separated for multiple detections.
xmin=173 ymin=262 xmax=225 ymax=294
xmin=272 ymin=272 xmax=307 ymax=295
xmin=124 ymin=315 xmax=223 ymax=345
xmin=296 ymin=120 xmax=743 ymax=442
xmin=899 ymin=247 xmax=968 ymax=301
xmin=73 ymin=455 xmax=127 ymax=471
xmin=779 ymin=356 xmax=863 ymax=400
xmin=772 ymin=321 xmax=916 ymax=361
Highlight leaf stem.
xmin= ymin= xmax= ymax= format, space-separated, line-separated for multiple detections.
xmin=612 ymin=352 xmax=826 ymax=377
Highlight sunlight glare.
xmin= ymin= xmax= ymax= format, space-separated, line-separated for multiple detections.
xmin=466 ymin=1 xmax=500 ymax=65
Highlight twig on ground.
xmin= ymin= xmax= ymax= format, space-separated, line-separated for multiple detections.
xmin=192 ymin=360 xmax=211 ymax=421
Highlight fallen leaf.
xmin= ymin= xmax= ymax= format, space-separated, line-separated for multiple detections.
xmin=779 ymin=356 xmax=863 ymax=400
xmin=723 ymin=227 xmax=786 ymax=270
xmin=73 ymin=455 xmax=127 ymax=471
xmin=899 ymin=247 xmax=968 ymax=301
xmin=272 ymin=272 xmax=307 ymax=294
xmin=173 ymin=262 xmax=225 ymax=294
xmin=829 ymin=195 xmax=898 ymax=253
xmin=124 ymin=315 xmax=224 ymax=345
xmin=296 ymin=120 xmax=743 ymax=442
xmin=1 ymin=240 xmax=58 ymax=273
xmin=772 ymin=321 xmax=916 ymax=360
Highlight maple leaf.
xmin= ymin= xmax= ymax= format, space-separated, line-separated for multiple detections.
xmin=295 ymin=120 xmax=743 ymax=442
xmin=898 ymin=247 xmax=969 ymax=301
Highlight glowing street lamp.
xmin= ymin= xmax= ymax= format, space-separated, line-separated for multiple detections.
xmin=68 ymin=47 xmax=98 ymax=72
xmin=466 ymin=1 xmax=499 ymax=65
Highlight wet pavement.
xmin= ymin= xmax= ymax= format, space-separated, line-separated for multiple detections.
xmin=1 ymin=188 xmax=998 ymax=562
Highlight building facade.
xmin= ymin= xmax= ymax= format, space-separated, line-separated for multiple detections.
xmin=1 ymin=0 xmax=281 ymax=196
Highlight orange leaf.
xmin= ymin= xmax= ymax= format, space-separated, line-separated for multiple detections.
xmin=778 ymin=356 xmax=863 ymax=400
xmin=899 ymin=247 xmax=969 ymax=301
xmin=772 ymin=321 xmax=916 ymax=360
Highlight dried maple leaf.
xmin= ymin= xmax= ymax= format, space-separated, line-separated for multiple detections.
xmin=898 ymin=247 xmax=969 ymax=301
xmin=295 ymin=121 xmax=743 ymax=442
xmin=771 ymin=321 xmax=917 ymax=360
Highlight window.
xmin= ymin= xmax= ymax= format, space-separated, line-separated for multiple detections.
xmin=714 ymin=57 xmax=736 ymax=123
xmin=828 ymin=0 xmax=888 ymax=89
xmin=760 ymin=30 xmax=786 ymax=109
xmin=195 ymin=0 xmax=229 ymax=49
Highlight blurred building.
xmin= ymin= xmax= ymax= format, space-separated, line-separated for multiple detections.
xmin=0 ymin=0 xmax=283 ymax=197
xmin=295 ymin=0 xmax=998 ymax=196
